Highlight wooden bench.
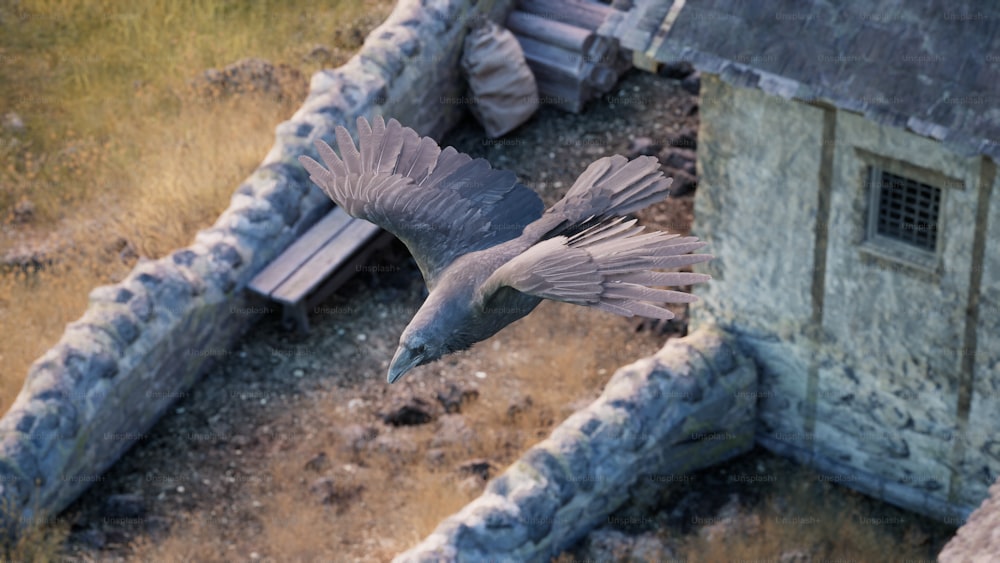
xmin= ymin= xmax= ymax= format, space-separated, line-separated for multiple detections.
xmin=248 ymin=206 xmax=394 ymax=332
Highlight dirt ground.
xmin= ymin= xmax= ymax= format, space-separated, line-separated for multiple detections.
xmin=47 ymin=70 xmax=955 ymax=561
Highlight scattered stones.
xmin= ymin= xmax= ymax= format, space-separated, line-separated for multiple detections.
xmin=573 ymin=528 xmax=680 ymax=562
xmin=189 ymin=58 xmax=307 ymax=102
xmin=309 ymin=476 xmax=336 ymax=504
xmin=396 ymin=328 xmax=756 ymax=562
xmin=308 ymin=476 xmax=364 ymax=511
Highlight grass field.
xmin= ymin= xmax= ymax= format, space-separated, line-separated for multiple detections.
xmin=0 ymin=0 xmax=393 ymax=414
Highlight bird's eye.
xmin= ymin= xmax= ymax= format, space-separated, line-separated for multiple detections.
xmin=412 ymin=344 xmax=426 ymax=356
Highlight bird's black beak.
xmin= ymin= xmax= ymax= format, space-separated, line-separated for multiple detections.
xmin=387 ymin=346 xmax=422 ymax=384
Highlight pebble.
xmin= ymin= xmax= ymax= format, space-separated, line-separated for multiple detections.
xmin=357 ymin=333 xmax=367 ymax=341
xmin=293 ymin=368 xmax=304 ymax=378
xmin=177 ymin=486 xmax=185 ymax=493
xmin=474 ymin=371 xmax=487 ymax=379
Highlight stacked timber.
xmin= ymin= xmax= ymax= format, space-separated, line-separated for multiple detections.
xmin=507 ymin=0 xmax=631 ymax=113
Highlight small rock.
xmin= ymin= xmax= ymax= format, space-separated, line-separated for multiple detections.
xmin=474 ymin=371 xmax=487 ymax=379
xmin=309 ymin=476 xmax=337 ymax=504
xmin=304 ymin=452 xmax=329 ymax=472
xmin=337 ymin=424 xmax=379 ymax=453
xmin=658 ymin=60 xmax=695 ymax=80
xmin=293 ymin=368 xmax=305 ymax=378
xmin=381 ymin=397 xmax=435 ymax=426
xmin=625 ymin=136 xmax=662 ymax=159
xmin=303 ymin=44 xmax=333 ymax=64
xmin=11 ymin=198 xmax=35 ymax=224
xmin=436 ymin=384 xmax=479 ymax=414
xmin=2 ymin=112 xmax=25 ymax=133
xmin=457 ymin=458 xmax=495 ymax=481
xmin=103 ymin=493 xmax=145 ymax=519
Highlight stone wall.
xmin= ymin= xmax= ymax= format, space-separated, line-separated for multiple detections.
xmin=395 ymin=327 xmax=756 ymax=562
xmin=0 ymin=0 xmax=513 ymax=539
xmin=690 ymin=72 xmax=994 ymax=523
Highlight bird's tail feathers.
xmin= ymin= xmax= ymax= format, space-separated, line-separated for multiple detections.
xmin=548 ymin=155 xmax=672 ymax=225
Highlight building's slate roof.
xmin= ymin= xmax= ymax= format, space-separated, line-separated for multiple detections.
xmin=621 ymin=0 xmax=1000 ymax=160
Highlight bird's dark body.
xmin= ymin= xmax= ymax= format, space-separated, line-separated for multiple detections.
xmin=412 ymin=239 xmax=545 ymax=356
xmin=299 ymin=116 xmax=713 ymax=382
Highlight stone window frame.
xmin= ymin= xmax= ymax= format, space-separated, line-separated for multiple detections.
xmin=856 ymin=148 xmax=963 ymax=273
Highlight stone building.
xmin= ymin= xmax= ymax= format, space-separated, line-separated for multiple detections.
xmin=609 ymin=0 xmax=1000 ymax=522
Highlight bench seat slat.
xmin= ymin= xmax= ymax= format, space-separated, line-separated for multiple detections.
xmin=269 ymin=218 xmax=383 ymax=305
xmin=248 ymin=206 xmax=353 ymax=296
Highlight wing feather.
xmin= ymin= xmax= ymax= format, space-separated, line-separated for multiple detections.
xmin=481 ymin=217 xmax=711 ymax=319
xmin=298 ymin=116 xmax=545 ymax=289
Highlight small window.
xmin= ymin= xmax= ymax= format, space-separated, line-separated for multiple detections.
xmin=868 ymin=167 xmax=941 ymax=253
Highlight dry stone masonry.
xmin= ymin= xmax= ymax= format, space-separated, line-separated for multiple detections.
xmin=0 ymin=0 xmax=513 ymax=540
xmin=395 ymin=327 xmax=756 ymax=562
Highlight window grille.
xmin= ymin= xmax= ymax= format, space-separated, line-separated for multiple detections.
xmin=867 ymin=167 xmax=941 ymax=253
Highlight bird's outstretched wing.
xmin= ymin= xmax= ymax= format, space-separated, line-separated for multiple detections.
xmin=479 ymin=217 xmax=712 ymax=319
xmin=298 ymin=116 xmax=544 ymax=289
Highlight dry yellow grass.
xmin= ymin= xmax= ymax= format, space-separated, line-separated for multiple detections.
xmin=676 ymin=467 xmax=930 ymax=562
xmin=0 ymin=0 xmax=394 ymax=415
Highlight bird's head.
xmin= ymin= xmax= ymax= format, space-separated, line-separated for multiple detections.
xmin=387 ymin=330 xmax=442 ymax=384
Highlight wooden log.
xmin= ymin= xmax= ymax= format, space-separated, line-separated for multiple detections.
xmin=584 ymin=62 xmax=617 ymax=92
xmin=506 ymin=10 xmax=596 ymax=55
xmin=583 ymin=35 xmax=615 ymax=66
xmin=518 ymin=0 xmax=613 ymax=31
xmin=535 ymin=74 xmax=588 ymax=113
xmin=517 ymin=34 xmax=585 ymax=82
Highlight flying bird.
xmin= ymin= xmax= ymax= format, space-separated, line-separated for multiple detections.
xmin=299 ymin=116 xmax=712 ymax=383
